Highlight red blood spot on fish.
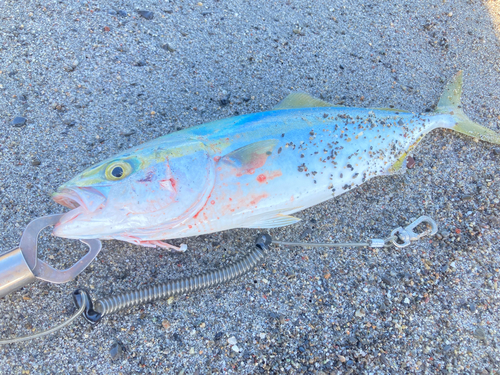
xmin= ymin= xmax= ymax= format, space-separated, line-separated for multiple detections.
xmin=248 ymin=193 xmax=268 ymax=207
xmin=257 ymin=174 xmax=267 ymax=183
xmin=214 ymin=156 xmax=221 ymax=162
xmin=189 ymin=225 xmax=193 ymax=229
xmin=211 ymin=200 xmax=215 ymax=205
xmin=160 ymin=178 xmax=177 ymax=192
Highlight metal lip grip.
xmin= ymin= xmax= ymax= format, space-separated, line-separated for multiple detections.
xmin=0 ymin=214 xmax=102 ymax=298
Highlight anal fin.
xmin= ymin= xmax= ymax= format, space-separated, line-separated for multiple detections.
xmin=241 ymin=213 xmax=301 ymax=229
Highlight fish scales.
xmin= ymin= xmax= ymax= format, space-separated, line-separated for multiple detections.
xmin=159 ymin=109 xmax=443 ymax=238
xmin=52 ymin=72 xmax=500 ymax=250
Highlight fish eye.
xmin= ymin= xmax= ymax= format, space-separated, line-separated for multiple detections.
xmin=112 ymin=166 xmax=123 ymax=178
xmin=105 ymin=161 xmax=132 ymax=181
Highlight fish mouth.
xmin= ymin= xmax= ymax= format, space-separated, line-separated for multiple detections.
xmin=53 ymin=187 xmax=106 ymax=212
xmin=52 ymin=187 xmax=107 ymax=229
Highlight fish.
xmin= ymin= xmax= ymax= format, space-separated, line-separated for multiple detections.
xmin=52 ymin=71 xmax=500 ymax=251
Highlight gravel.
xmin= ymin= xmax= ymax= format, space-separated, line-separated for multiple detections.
xmin=1 ymin=0 xmax=500 ymax=374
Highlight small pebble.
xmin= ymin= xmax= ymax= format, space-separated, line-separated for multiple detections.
xmin=12 ymin=116 xmax=27 ymax=127
xmin=474 ymin=326 xmax=487 ymax=341
xmin=406 ymin=155 xmax=416 ymax=169
xmin=161 ymin=43 xmax=176 ymax=52
xmin=118 ymin=10 xmax=127 ymax=17
xmin=109 ymin=342 xmax=124 ymax=361
xmin=355 ymin=309 xmax=365 ymax=318
xmin=227 ymin=336 xmax=237 ymax=345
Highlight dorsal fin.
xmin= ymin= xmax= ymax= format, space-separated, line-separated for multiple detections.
xmin=371 ymin=107 xmax=411 ymax=113
xmin=273 ymin=93 xmax=337 ymax=110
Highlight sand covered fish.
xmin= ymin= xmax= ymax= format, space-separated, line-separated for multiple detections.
xmin=52 ymin=72 xmax=500 ymax=251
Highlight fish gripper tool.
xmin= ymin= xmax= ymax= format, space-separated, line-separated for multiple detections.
xmin=0 ymin=214 xmax=102 ymax=298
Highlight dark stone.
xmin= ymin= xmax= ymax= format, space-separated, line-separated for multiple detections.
xmin=134 ymin=60 xmax=147 ymax=67
xmin=31 ymin=158 xmax=41 ymax=166
xmin=118 ymin=10 xmax=127 ymax=17
xmin=214 ymin=332 xmax=223 ymax=341
xmin=172 ymin=333 xmax=182 ymax=343
xmin=121 ymin=130 xmax=136 ymax=136
xmin=219 ymin=96 xmax=230 ymax=106
xmin=298 ymin=346 xmax=305 ymax=353
xmin=63 ymin=119 xmax=75 ymax=126
xmin=108 ymin=9 xmax=117 ymax=15
xmin=12 ymin=116 xmax=27 ymax=127
xmin=138 ymin=10 xmax=154 ymax=20
xmin=381 ymin=275 xmax=394 ymax=286
xmin=299 ymin=227 xmax=312 ymax=239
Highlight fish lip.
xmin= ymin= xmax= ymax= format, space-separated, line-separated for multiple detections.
xmin=52 ymin=187 xmax=106 ymax=213
xmin=52 ymin=188 xmax=83 ymax=209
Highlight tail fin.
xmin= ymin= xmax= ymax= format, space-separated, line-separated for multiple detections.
xmin=436 ymin=71 xmax=500 ymax=144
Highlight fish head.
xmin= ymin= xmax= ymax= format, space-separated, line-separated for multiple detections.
xmin=52 ymin=146 xmax=179 ymax=239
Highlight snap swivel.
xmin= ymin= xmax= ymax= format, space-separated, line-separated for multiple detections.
xmin=390 ymin=216 xmax=438 ymax=248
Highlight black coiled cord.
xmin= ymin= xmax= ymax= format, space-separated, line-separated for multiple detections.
xmin=73 ymin=233 xmax=271 ymax=323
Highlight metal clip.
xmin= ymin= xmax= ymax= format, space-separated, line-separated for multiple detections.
xmin=390 ymin=216 xmax=438 ymax=248
xmin=0 ymin=214 xmax=102 ymax=298
xmin=368 ymin=239 xmax=385 ymax=248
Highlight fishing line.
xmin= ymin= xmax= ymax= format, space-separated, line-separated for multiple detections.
xmin=0 ymin=216 xmax=437 ymax=344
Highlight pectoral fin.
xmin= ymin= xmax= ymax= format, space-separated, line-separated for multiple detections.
xmin=221 ymin=139 xmax=278 ymax=175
